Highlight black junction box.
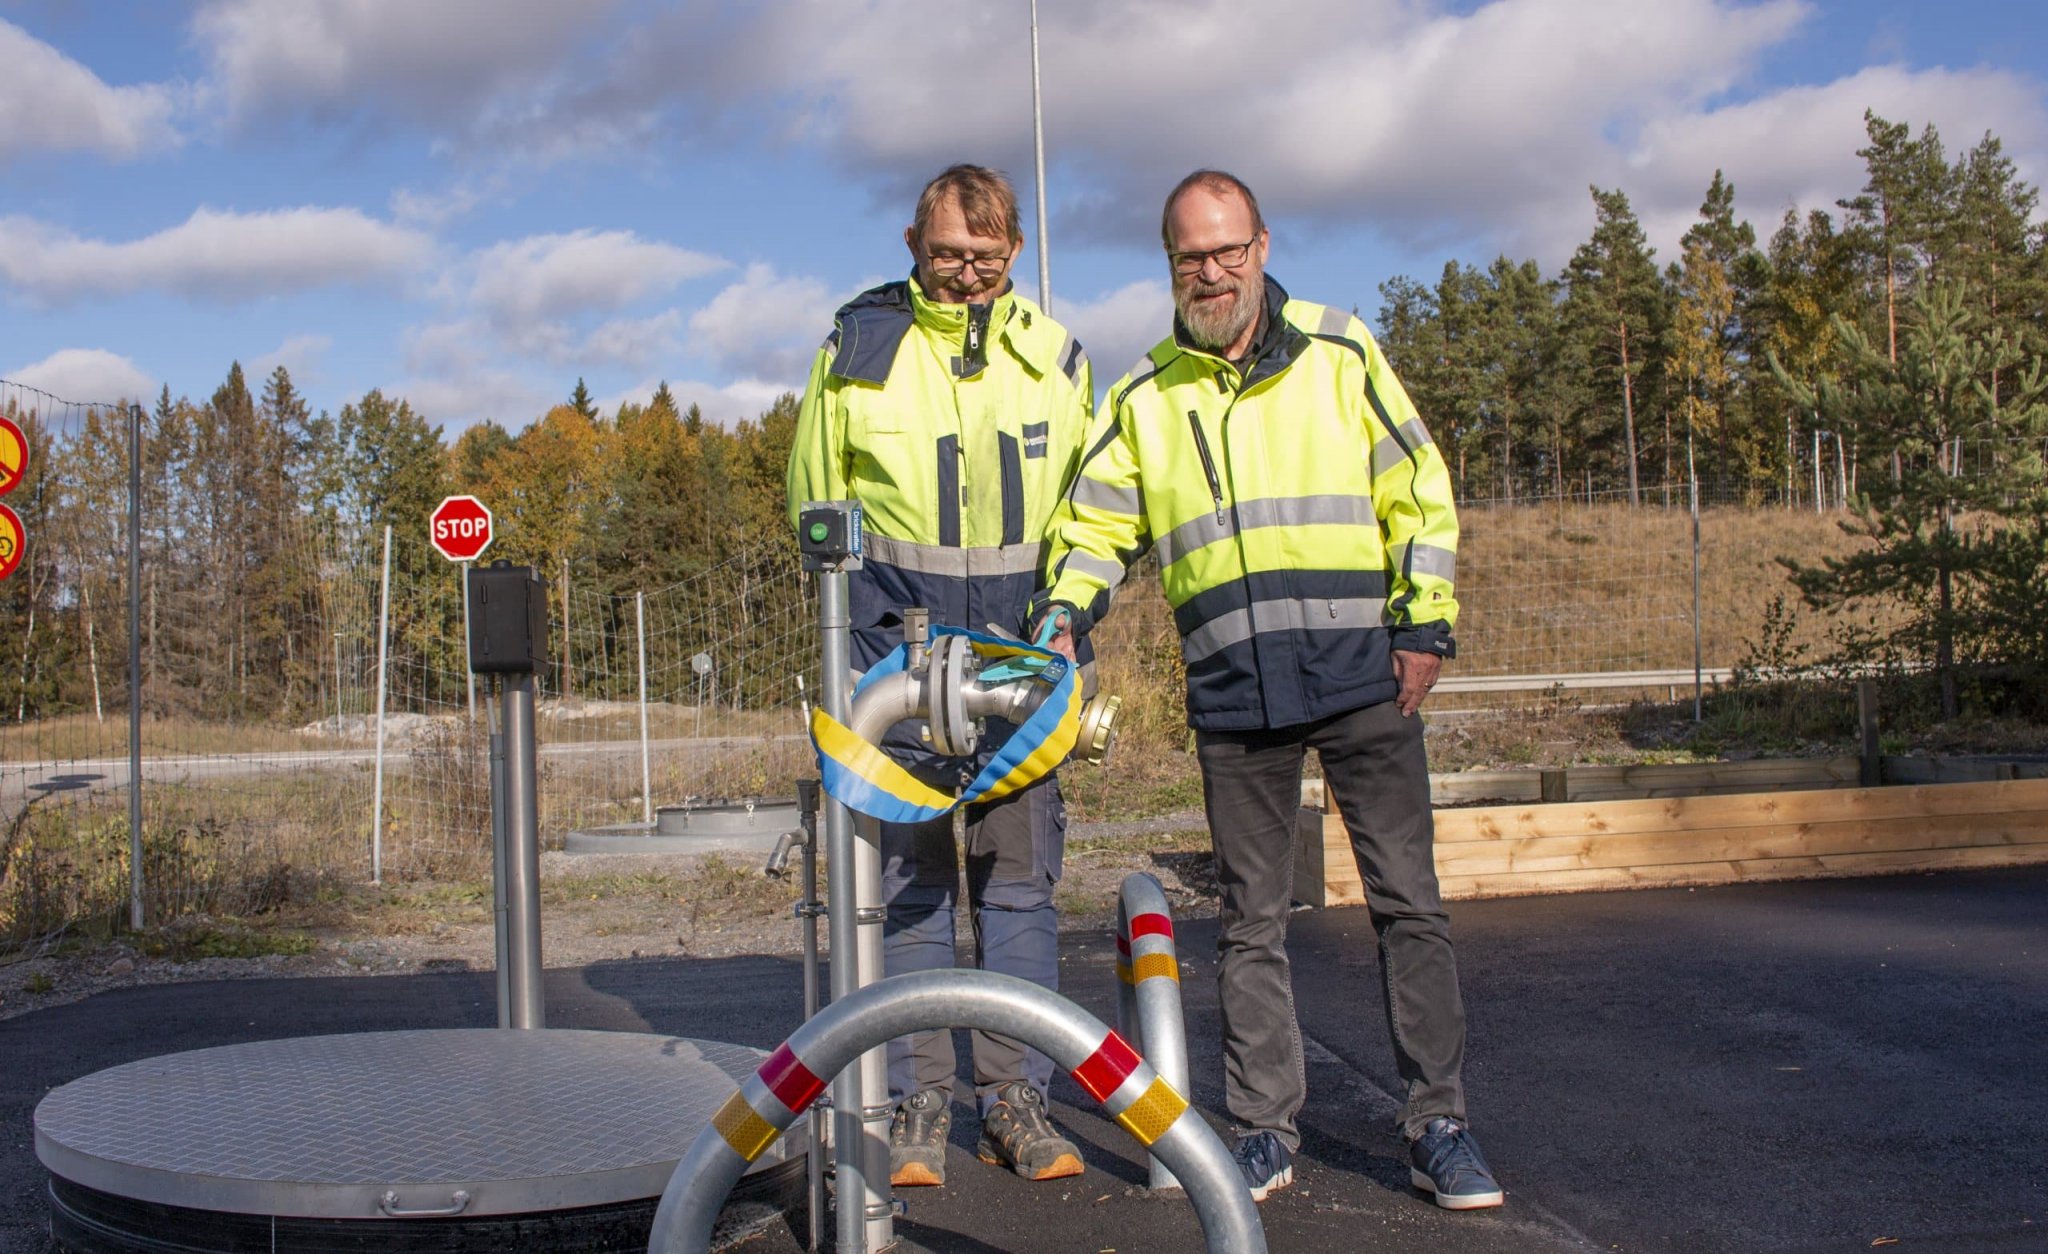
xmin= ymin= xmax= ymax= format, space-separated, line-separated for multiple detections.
xmin=467 ymin=560 xmax=550 ymax=674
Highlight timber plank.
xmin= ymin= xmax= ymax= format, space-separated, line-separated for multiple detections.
xmin=1431 ymin=812 xmax=2048 ymax=876
xmin=1428 ymin=777 xmax=2048 ymax=843
xmin=1435 ymin=842 xmax=2048 ymax=900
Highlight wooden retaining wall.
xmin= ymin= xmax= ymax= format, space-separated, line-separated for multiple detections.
xmin=1294 ymin=770 xmax=2048 ymax=909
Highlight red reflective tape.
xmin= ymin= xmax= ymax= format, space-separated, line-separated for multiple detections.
xmin=1071 ymin=1031 xmax=1142 ymax=1102
xmin=1115 ymin=933 xmax=1131 ymax=957
xmin=759 ymin=1044 xmax=825 ymax=1114
xmin=1129 ymin=912 xmax=1174 ymax=941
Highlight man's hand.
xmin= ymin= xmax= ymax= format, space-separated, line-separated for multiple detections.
xmin=1034 ymin=607 xmax=1077 ymax=662
xmin=1392 ymin=649 xmax=1441 ymax=718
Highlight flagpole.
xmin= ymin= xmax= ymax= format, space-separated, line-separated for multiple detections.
xmin=1030 ymin=0 xmax=1052 ymax=312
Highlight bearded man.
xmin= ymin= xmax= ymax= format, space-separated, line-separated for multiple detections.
xmin=1033 ymin=170 xmax=1502 ymax=1211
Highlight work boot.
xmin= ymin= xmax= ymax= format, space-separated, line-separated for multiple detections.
xmin=1408 ymin=1116 xmax=1504 ymax=1210
xmin=1231 ymin=1129 xmax=1295 ymax=1201
xmin=976 ymin=1081 xmax=1084 ymax=1181
xmin=889 ymin=1088 xmax=951 ymax=1187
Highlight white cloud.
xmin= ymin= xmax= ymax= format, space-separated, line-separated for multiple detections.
xmin=391 ymin=368 xmax=557 ymax=434
xmin=0 ymin=206 xmax=431 ymax=303
xmin=467 ymin=230 xmax=726 ymax=326
xmin=246 ymin=334 xmax=335 ymax=387
xmin=6 ymin=348 xmax=156 ymax=405
xmin=193 ymin=0 xmax=604 ymax=132
xmin=0 ymin=18 xmax=179 ymax=161
xmin=580 ymin=311 xmax=684 ymax=370
xmin=1056 ymin=280 xmax=1173 ymax=387
xmin=665 ymin=377 xmax=797 ymax=427
xmin=686 ymin=264 xmax=839 ymax=383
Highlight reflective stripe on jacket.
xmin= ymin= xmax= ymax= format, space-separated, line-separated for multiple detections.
xmin=787 ymin=276 xmax=1094 ymax=673
xmin=1040 ymin=276 xmax=1458 ymax=731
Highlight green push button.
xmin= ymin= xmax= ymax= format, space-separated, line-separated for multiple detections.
xmin=808 ymin=522 xmax=829 ymax=542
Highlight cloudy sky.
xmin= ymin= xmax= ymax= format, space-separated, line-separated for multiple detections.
xmin=2 ymin=0 xmax=2045 ymax=432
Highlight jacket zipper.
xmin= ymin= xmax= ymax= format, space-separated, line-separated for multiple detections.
xmin=1186 ymin=409 xmax=1226 ymax=526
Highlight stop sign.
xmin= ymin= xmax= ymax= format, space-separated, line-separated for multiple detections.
xmin=429 ymin=495 xmax=493 ymax=561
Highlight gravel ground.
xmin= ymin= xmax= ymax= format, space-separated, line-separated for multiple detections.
xmin=0 ymin=814 xmax=1217 ymax=1024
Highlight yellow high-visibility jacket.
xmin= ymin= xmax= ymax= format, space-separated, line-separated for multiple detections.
xmin=1039 ymin=277 xmax=1458 ymax=731
xmin=788 ymin=277 xmax=1094 ymax=673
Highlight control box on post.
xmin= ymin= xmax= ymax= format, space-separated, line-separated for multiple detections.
xmin=797 ymin=500 xmax=862 ymax=572
xmin=467 ymin=560 xmax=550 ymax=674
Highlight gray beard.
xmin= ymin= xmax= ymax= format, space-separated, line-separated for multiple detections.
xmin=1177 ymin=275 xmax=1261 ymax=353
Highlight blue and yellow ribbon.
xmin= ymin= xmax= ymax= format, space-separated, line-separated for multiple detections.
xmin=811 ymin=626 xmax=1080 ymax=823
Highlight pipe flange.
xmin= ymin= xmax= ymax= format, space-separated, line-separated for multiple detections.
xmin=1075 ymin=693 xmax=1122 ymax=765
xmin=926 ymin=634 xmax=977 ymax=756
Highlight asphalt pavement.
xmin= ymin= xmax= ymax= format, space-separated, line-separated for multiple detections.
xmin=5 ymin=866 xmax=2045 ymax=1253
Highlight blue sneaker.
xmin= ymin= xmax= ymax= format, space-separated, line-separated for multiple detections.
xmin=1232 ymin=1130 xmax=1294 ymax=1201
xmin=1408 ymin=1117 xmax=1503 ymax=1209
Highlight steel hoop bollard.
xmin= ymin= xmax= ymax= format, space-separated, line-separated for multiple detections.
xmin=647 ymin=970 xmax=1265 ymax=1254
xmin=1117 ymin=872 xmax=1193 ymax=1192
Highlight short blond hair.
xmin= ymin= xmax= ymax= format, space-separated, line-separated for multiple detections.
xmin=913 ymin=164 xmax=1023 ymax=246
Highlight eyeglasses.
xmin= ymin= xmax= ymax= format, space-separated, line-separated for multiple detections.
xmin=1169 ymin=236 xmax=1259 ymax=276
xmin=926 ymin=250 xmax=1013 ymax=277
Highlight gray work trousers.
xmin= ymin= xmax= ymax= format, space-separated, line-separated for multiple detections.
xmin=1196 ymin=698 xmax=1467 ymax=1147
xmin=878 ymin=772 xmax=1066 ymax=1116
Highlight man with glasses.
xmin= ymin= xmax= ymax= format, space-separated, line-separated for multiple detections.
xmin=788 ymin=164 xmax=1095 ymax=1187
xmin=1034 ymin=170 xmax=1502 ymax=1211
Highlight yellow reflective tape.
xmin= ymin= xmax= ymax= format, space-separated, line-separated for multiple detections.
xmin=712 ymin=1091 xmax=781 ymax=1163
xmin=1114 ymin=1076 xmax=1189 ymax=1147
xmin=1115 ymin=959 xmax=1133 ymax=985
xmin=1131 ymin=952 xmax=1179 ymax=983
xmin=811 ymin=707 xmax=955 ymax=810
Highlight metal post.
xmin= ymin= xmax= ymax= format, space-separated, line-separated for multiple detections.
xmin=370 ymin=525 xmax=393 ymax=884
xmin=637 ymin=591 xmax=652 ymax=824
xmin=1858 ymin=680 xmax=1882 ymax=788
xmin=818 ymin=566 xmax=888 ymax=1254
xmin=795 ymin=777 xmax=825 ymax=1253
xmin=1689 ymin=435 xmax=1703 ymax=723
xmin=126 ymin=404 xmax=143 ymax=931
xmin=501 ymin=672 xmax=545 ymax=1029
xmin=462 ymin=560 xmax=476 ymax=721
xmin=1813 ymin=430 xmax=1823 ymax=516
xmin=488 ymin=680 xmax=512 ymax=1028
xmin=1029 ymin=0 xmax=1052 ymax=312
xmin=331 ymin=631 xmax=344 ymax=730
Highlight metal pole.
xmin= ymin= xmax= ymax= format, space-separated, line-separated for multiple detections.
xmin=795 ymin=776 xmax=825 ymax=1253
xmin=1689 ymin=434 xmax=1702 ymax=723
xmin=126 ymin=404 xmax=143 ymax=931
xmin=1029 ymin=0 xmax=1052 ymax=312
xmin=818 ymin=566 xmax=886 ymax=1254
xmin=637 ymin=591 xmax=652 ymax=824
xmin=332 ymin=631 xmax=344 ymax=730
xmin=488 ymin=679 xmax=511 ymax=1028
xmin=462 ymin=559 xmax=476 ymax=721
xmin=502 ymin=671 xmax=545 ymax=1029
xmin=1813 ymin=430 xmax=1823 ymax=516
xmin=370 ymin=524 xmax=393 ymax=884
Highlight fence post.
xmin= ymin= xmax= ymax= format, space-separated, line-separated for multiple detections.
xmin=462 ymin=558 xmax=476 ymax=722
xmin=637 ymin=590 xmax=651 ymax=824
xmin=1689 ymin=434 xmax=1702 ymax=723
xmin=1858 ymin=680 xmax=1882 ymax=788
xmin=127 ymin=404 xmax=144 ymax=931
xmin=371 ymin=524 xmax=392 ymax=884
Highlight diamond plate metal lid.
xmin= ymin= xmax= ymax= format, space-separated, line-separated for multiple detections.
xmin=35 ymin=1029 xmax=808 ymax=1218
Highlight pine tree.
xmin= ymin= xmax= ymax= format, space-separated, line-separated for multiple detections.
xmin=1563 ymin=187 xmax=1663 ymax=503
xmin=570 ymin=378 xmax=599 ymax=420
xmin=1778 ymin=284 xmax=2048 ymax=717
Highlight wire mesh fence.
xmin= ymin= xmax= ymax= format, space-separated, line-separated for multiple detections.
xmin=4 ymin=372 xmax=1899 ymax=948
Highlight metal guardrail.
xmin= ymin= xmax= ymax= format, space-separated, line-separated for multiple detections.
xmin=1434 ymin=667 xmax=1734 ymax=694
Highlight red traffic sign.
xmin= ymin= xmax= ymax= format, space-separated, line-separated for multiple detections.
xmin=0 ymin=504 xmax=22 ymax=581
xmin=429 ymin=495 xmax=493 ymax=562
xmin=0 ymin=417 xmax=26 ymax=496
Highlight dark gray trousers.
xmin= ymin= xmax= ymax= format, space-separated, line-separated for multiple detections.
xmin=1197 ymin=698 xmax=1467 ymax=1147
xmin=878 ymin=773 xmax=1066 ymax=1116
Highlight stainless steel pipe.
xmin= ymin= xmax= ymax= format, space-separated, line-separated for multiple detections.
xmin=646 ymin=970 xmax=1264 ymax=1254
xmin=1117 ymin=872 xmax=1192 ymax=1191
